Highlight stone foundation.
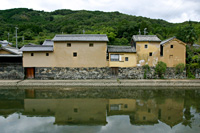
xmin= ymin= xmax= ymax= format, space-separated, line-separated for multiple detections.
xmin=35 ymin=67 xmax=186 ymax=80
xmin=196 ymin=69 xmax=200 ymax=79
xmin=0 ymin=63 xmax=24 ymax=79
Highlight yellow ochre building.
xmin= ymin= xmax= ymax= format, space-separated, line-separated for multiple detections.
xmin=21 ymin=34 xmax=186 ymax=78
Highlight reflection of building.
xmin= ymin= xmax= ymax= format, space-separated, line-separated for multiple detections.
xmin=107 ymin=99 xmax=136 ymax=116
xmin=130 ymin=99 xmax=159 ymax=125
xmin=24 ymin=98 xmax=108 ymax=125
xmin=0 ymin=100 xmax=24 ymax=118
xmin=158 ymin=98 xmax=184 ymax=127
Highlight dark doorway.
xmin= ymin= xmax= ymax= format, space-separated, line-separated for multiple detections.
xmin=25 ymin=68 xmax=35 ymax=79
xmin=111 ymin=67 xmax=119 ymax=76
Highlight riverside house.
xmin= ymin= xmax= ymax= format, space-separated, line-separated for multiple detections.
xmin=21 ymin=34 xmax=108 ymax=78
xmin=19 ymin=34 xmax=186 ymax=79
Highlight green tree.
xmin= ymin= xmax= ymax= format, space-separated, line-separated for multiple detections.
xmin=177 ymin=21 xmax=198 ymax=46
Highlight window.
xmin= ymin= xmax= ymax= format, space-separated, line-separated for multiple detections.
xmin=171 ymin=45 xmax=173 ymax=48
xmin=67 ymin=43 xmax=71 ymax=47
xmin=73 ymin=52 xmax=77 ymax=57
xmin=74 ymin=108 xmax=78 ymax=113
xmin=110 ymin=54 xmax=119 ymax=61
xmin=89 ymin=43 xmax=93 ymax=47
xmin=124 ymin=104 xmax=128 ymax=108
xmin=149 ymin=52 xmax=152 ymax=56
xmin=145 ymin=44 xmax=148 ymax=48
xmin=31 ymin=53 xmax=34 ymax=56
xmin=110 ymin=104 xmax=121 ymax=111
xmin=160 ymin=45 xmax=163 ymax=56
xmin=125 ymin=57 xmax=128 ymax=61
xmin=143 ymin=116 xmax=146 ymax=120
xmin=148 ymin=108 xmax=151 ymax=113
xmin=46 ymin=53 xmax=49 ymax=56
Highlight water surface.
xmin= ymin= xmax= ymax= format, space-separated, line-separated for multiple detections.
xmin=0 ymin=87 xmax=200 ymax=133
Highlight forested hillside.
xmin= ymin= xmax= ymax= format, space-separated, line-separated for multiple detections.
xmin=0 ymin=8 xmax=200 ymax=47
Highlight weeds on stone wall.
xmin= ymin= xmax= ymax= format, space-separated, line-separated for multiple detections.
xmin=175 ymin=63 xmax=185 ymax=74
xmin=155 ymin=61 xmax=167 ymax=79
xmin=143 ymin=64 xmax=150 ymax=79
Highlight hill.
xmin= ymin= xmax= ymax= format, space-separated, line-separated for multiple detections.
xmin=0 ymin=8 xmax=200 ymax=47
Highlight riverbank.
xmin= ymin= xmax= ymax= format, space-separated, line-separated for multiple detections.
xmin=0 ymin=79 xmax=200 ymax=87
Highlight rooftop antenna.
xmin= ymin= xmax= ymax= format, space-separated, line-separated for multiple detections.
xmin=83 ymin=29 xmax=85 ymax=34
xmin=139 ymin=29 xmax=141 ymax=35
xmin=15 ymin=27 xmax=18 ymax=49
xmin=144 ymin=28 xmax=148 ymax=35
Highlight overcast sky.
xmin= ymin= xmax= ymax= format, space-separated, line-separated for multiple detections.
xmin=0 ymin=0 xmax=200 ymax=23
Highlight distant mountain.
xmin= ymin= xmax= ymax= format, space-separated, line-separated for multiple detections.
xmin=0 ymin=8 xmax=199 ymax=47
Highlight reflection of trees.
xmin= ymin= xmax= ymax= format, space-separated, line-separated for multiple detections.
xmin=182 ymin=90 xmax=195 ymax=128
xmin=182 ymin=106 xmax=193 ymax=128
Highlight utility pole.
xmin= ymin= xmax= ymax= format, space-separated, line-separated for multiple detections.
xmin=144 ymin=28 xmax=148 ymax=35
xmin=138 ymin=29 xmax=141 ymax=35
xmin=15 ymin=27 xmax=18 ymax=49
xmin=8 ymin=33 xmax=9 ymax=42
xmin=22 ymin=36 xmax=24 ymax=44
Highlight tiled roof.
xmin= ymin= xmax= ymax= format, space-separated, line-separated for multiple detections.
xmin=52 ymin=34 xmax=109 ymax=42
xmin=20 ymin=45 xmax=53 ymax=52
xmin=42 ymin=40 xmax=54 ymax=45
xmin=0 ymin=46 xmax=22 ymax=57
xmin=132 ymin=35 xmax=161 ymax=42
xmin=0 ymin=46 xmax=22 ymax=54
xmin=107 ymin=45 xmax=136 ymax=53
xmin=0 ymin=40 xmax=12 ymax=46
xmin=160 ymin=36 xmax=176 ymax=45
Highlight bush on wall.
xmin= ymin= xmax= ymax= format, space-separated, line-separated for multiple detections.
xmin=155 ymin=61 xmax=167 ymax=78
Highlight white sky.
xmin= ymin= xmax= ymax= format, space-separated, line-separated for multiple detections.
xmin=0 ymin=0 xmax=200 ymax=23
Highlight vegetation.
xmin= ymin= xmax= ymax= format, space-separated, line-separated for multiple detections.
xmin=186 ymin=45 xmax=200 ymax=78
xmin=175 ymin=63 xmax=185 ymax=74
xmin=155 ymin=61 xmax=167 ymax=78
xmin=143 ymin=64 xmax=150 ymax=79
xmin=0 ymin=8 xmax=200 ymax=48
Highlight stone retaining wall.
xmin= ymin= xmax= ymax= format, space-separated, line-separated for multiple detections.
xmin=35 ymin=67 xmax=186 ymax=80
xmin=0 ymin=63 xmax=24 ymax=79
xmin=196 ymin=69 xmax=200 ymax=79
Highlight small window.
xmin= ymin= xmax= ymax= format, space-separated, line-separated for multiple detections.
xmin=168 ymin=116 xmax=171 ymax=120
xmin=31 ymin=53 xmax=34 ymax=56
xmin=47 ymin=109 xmax=51 ymax=112
xmin=74 ymin=108 xmax=78 ymax=113
xmin=145 ymin=44 xmax=148 ymax=48
xmin=125 ymin=57 xmax=128 ymax=61
xmin=171 ymin=45 xmax=173 ymax=48
xmin=148 ymin=108 xmax=151 ymax=113
xmin=67 ymin=43 xmax=71 ymax=47
xmin=110 ymin=54 xmax=119 ymax=61
xmin=32 ymin=109 xmax=35 ymax=112
xmin=124 ymin=104 xmax=128 ymax=108
xmin=89 ymin=43 xmax=93 ymax=47
xmin=149 ymin=52 xmax=152 ymax=56
xmin=46 ymin=53 xmax=49 ymax=56
xmin=73 ymin=52 xmax=77 ymax=57
xmin=143 ymin=116 xmax=146 ymax=120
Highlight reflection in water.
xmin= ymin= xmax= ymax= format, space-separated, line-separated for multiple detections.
xmin=0 ymin=88 xmax=200 ymax=132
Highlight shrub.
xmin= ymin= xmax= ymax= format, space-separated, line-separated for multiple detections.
xmin=175 ymin=63 xmax=185 ymax=74
xmin=143 ymin=64 xmax=150 ymax=79
xmin=155 ymin=61 xmax=167 ymax=78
